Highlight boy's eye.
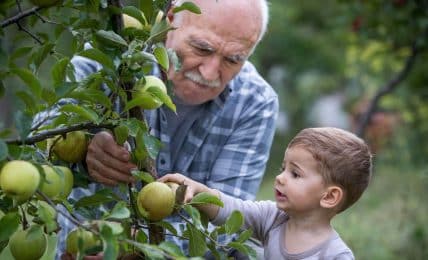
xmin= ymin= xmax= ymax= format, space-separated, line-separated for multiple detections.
xmin=291 ymin=171 xmax=299 ymax=178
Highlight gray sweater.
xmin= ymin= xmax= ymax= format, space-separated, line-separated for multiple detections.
xmin=212 ymin=193 xmax=355 ymax=260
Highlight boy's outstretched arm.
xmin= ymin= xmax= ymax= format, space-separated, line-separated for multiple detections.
xmin=158 ymin=173 xmax=221 ymax=220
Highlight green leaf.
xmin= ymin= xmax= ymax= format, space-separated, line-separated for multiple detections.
xmin=159 ymin=241 xmax=185 ymax=257
xmin=100 ymin=225 xmax=119 ymax=260
xmin=74 ymin=189 xmax=121 ymax=208
xmin=155 ymin=221 xmax=178 ymax=236
xmin=142 ymin=132 xmax=162 ymax=159
xmin=51 ymin=57 xmax=70 ymax=87
xmin=55 ymin=82 xmax=78 ymax=98
xmin=123 ymin=6 xmax=147 ymax=26
xmin=95 ymin=30 xmax=128 ymax=48
xmin=187 ymin=223 xmax=207 ymax=257
xmin=243 ymin=244 xmax=258 ymax=260
xmin=225 ymin=210 xmax=244 ymax=235
xmin=59 ymin=104 xmax=101 ymax=124
xmin=36 ymin=201 xmax=58 ymax=233
xmin=183 ymin=205 xmax=203 ymax=230
xmin=14 ymin=110 xmax=33 ymax=141
xmin=67 ymin=88 xmax=112 ymax=109
xmin=9 ymin=46 xmax=32 ymax=63
xmin=227 ymin=241 xmax=248 ymax=255
xmin=189 ymin=192 xmax=224 ymax=207
xmin=30 ymin=43 xmax=55 ymax=69
xmin=0 ymin=139 xmax=8 ymax=161
xmin=0 ymin=212 xmax=20 ymax=242
xmin=148 ymin=19 xmax=174 ymax=43
xmin=236 ymin=229 xmax=253 ymax=243
xmin=104 ymin=201 xmax=130 ymax=220
xmin=133 ymin=243 xmax=164 ymax=260
xmin=139 ymin=0 xmax=153 ymax=23
xmin=124 ymin=118 xmax=147 ymax=137
xmin=78 ymin=48 xmax=115 ymax=70
xmin=131 ymin=170 xmax=155 ymax=184
xmin=15 ymin=90 xmax=38 ymax=113
xmin=113 ymin=124 xmax=128 ymax=146
xmin=154 ymin=45 xmax=169 ymax=71
xmin=136 ymin=229 xmax=148 ymax=244
xmin=10 ymin=68 xmax=42 ymax=98
xmin=172 ymin=2 xmax=201 ymax=14
xmin=97 ymin=221 xmax=124 ymax=235
xmin=145 ymin=85 xmax=176 ymax=112
xmin=41 ymin=88 xmax=58 ymax=106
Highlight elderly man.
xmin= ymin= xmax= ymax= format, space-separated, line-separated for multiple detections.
xmin=60 ymin=0 xmax=278 ymax=258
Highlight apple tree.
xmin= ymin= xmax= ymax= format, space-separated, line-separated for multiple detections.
xmin=0 ymin=0 xmax=256 ymax=259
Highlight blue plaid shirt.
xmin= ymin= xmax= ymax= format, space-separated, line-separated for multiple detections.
xmin=55 ymin=56 xmax=278 ymax=256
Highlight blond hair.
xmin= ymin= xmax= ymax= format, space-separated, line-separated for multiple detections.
xmin=288 ymin=127 xmax=372 ymax=213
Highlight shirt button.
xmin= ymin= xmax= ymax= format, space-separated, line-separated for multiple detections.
xmin=160 ymin=158 xmax=166 ymax=164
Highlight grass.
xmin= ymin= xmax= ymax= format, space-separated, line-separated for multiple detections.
xmin=256 ymin=162 xmax=428 ymax=259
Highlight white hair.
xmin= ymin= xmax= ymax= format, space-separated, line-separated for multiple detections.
xmin=173 ymin=0 xmax=269 ymax=44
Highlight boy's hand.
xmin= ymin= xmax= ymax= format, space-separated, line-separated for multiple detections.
xmin=158 ymin=173 xmax=221 ymax=219
xmin=158 ymin=173 xmax=211 ymax=202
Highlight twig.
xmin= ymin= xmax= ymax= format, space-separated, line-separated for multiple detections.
xmin=177 ymin=211 xmax=228 ymax=251
xmin=6 ymin=122 xmax=116 ymax=145
xmin=17 ymin=21 xmax=43 ymax=44
xmin=356 ymin=42 xmax=419 ymax=137
xmin=34 ymin=11 xmax=62 ymax=25
xmin=1 ymin=6 xmax=43 ymax=28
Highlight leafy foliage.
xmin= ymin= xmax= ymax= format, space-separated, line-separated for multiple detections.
xmin=0 ymin=0 xmax=253 ymax=259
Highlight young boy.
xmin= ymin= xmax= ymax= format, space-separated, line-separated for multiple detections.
xmin=159 ymin=127 xmax=372 ymax=259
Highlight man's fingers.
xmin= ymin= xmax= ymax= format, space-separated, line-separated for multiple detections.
xmin=88 ymin=169 xmax=118 ymax=186
xmin=91 ymin=132 xmax=130 ymax=161
xmin=87 ymin=158 xmax=133 ymax=184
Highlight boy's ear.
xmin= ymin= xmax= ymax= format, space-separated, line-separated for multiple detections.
xmin=320 ymin=186 xmax=343 ymax=209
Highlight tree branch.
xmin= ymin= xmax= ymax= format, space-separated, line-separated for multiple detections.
xmin=6 ymin=122 xmax=116 ymax=145
xmin=1 ymin=6 xmax=43 ymax=28
xmin=356 ymin=42 xmax=419 ymax=137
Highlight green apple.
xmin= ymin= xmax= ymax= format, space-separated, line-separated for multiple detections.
xmin=0 ymin=160 xmax=40 ymax=203
xmin=132 ymin=75 xmax=167 ymax=110
xmin=56 ymin=166 xmax=74 ymax=200
xmin=51 ymin=131 xmax=88 ymax=163
xmin=9 ymin=227 xmax=47 ymax=260
xmin=66 ymin=228 xmax=100 ymax=254
xmin=137 ymin=181 xmax=175 ymax=221
xmin=29 ymin=0 xmax=60 ymax=7
xmin=39 ymin=165 xmax=63 ymax=199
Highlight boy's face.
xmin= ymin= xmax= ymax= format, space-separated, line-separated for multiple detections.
xmin=274 ymin=146 xmax=328 ymax=214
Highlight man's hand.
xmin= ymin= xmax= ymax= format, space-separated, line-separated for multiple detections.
xmin=86 ymin=131 xmax=137 ymax=186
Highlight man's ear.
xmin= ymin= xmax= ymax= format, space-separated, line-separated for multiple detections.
xmin=320 ymin=186 xmax=343 ymax=209
xmin=167 ymin=9 xmax=174 ymax=24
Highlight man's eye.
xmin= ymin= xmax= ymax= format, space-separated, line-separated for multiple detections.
xmin=225 ymin=57 xmax=239 ymax=65
xmin=194 ymin=47 xmax=212 ymax=55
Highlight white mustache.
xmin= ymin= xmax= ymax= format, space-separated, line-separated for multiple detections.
xmin=184 ymin=71 xmax=221 ymax=88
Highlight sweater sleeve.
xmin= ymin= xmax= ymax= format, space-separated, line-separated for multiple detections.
xmin=211 ymin=192 xmax=283 ymax=244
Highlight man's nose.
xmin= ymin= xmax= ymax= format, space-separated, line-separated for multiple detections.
xmin=199 ymin=56 xmax=221 ymax=82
